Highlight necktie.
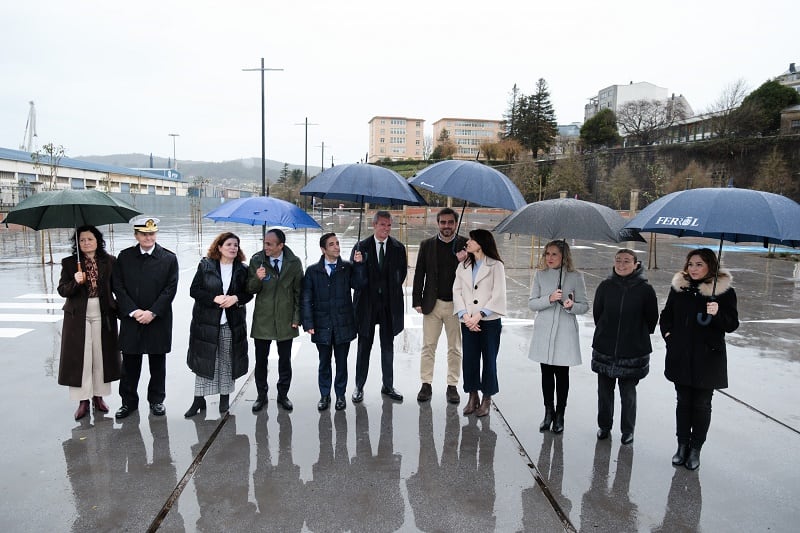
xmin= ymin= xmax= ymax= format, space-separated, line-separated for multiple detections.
xmin=328 ymin=263 xmax=336 ymax=274
xmin=378 ymin=241 xmax=385 ymax=269
xmin=273 ymin=258 xmax=279 ymax=273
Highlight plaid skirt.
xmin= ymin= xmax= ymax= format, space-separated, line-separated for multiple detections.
xmin=194 ymin=323 xmax=234 ymax=396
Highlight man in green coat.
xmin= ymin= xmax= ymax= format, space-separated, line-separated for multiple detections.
xmin=247 ymin=228 xmax=302 ymax=412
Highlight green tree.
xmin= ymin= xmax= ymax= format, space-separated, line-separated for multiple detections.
xmin=580 ymin=109 xmax=620 ymax=149
xmin=506 ymin=79 xmax=558 ymax=157
xmin=753 ymin=147 xmax=797 ymax=196
xmin=278 ymin=163 xmax=290 ymax=185
xmin=290 ymin=168 xmax=303 ymax=185
xmin=733 ymin=79 xmax=800 ymax=136
xmin=431 ymin=128 xmax=457 ymax=160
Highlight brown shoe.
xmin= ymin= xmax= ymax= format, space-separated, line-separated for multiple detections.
xmin=92 ymin=396 xmax=109 ymax=413
xmin=74 ymin=400 xmax=90 ymax=421
xmin=446 ymin=385 xmax=460 ymax=404
xmin=475 ymin=395 xmax=492 ymax=417
xmin=417 ymin=383 xmax=432 ymax=402
xmin=463 ymin=391 xmax=479 ymax=415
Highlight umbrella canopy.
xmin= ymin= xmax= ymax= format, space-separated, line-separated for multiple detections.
xmin=204 ymin=196 xmax=321 ymax=229
xmin=3 ymin=188 xmax=141 ymax=230
xmin=408 ymin=160 xmax=526 ymax=211
xmin=624 ymin=187 xmax=800 ymax=247
xmin=300 ymin=163 xmax=426 ymax=206
xmin=493 ymin=198 xmax=646 ymax=242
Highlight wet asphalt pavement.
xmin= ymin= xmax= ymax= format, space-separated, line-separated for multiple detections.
xmin=0 ymin=207 xmax=798 ymax=532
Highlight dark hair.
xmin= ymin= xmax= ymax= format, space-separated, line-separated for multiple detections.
xmin=465 ymin=229 xmax=502 ymax=267
xmin=207 ymin=232 xmax=245 ymax=262
xmin=537 ymin=239 xmax=575 ymax=272
xmin=266 ymin=228 xmax=286 ymax=244
xmin=320 ymin=232 xmax=337 ymax=249
xmin=372 ymin=210 xmax=392 ymax=224
xmin=615 ymin=248 xmax=638 ymax=263
xmin=71 ymin=225 xmax=108 ymax=258
xmin=436 ymin=207 xmax=458 ymax=223
xmin=683 ymin=247 xmax=719 ymax=279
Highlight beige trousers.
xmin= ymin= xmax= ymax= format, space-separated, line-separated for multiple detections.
xmin=420 ymin=299 xmax=462 ymax=386
xmin=69 ymin=298 xmax=110 ymax=400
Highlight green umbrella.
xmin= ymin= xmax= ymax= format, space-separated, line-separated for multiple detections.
xmin=3 ymin=188 xmax=141 ymax=230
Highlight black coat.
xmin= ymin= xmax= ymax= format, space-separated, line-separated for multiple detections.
xmin=591 ymin=265 xmax=659 ymax=379
xmin=351 ymin=235 xmax=406 ymax=337
xmin=412 ymin=234 xmax=467 ymax=314
xmin=187 ymin=258 xmax=253 ymax=380
xmin=300 ymin=256 xmax=367 ymax=346
xmin=660 ymin=270 xmax=739 ymax=389
xmin=112 ymin=243 xmax=179 ymax=355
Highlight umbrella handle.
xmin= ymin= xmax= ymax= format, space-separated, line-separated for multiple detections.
xmin=696 ymin=296 xmax=716 ymax=326
xmin=76 ymin=259 xmax=85 ymax=285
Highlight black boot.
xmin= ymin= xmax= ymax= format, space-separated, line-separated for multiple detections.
xmin=184 ymin=396 xmax=206 ymax=418
xmin=671 ymin=443 xmax=689 ymax=466
xmin=539 ymin=406 xmax=555 ymax=431
xmin=552 ymin=407 xmax=565 ymax=434
xmin=219 ymin=394 xmax=230 ymax=413
xmin=685 ymin=447 xmax=702 ymax=470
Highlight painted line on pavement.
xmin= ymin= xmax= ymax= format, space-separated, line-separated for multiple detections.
xmin=0 ymin=328 xmax=34 ymax=338
xmin=0 ymin=303 xmax=64 ymax=310
xmin=0 ymin=314 xmax=62 ymax=322
xmin=15 ymin=293 xmax=63 ymax=299
xmin=740 ymin=318 xmax=800 ymax=324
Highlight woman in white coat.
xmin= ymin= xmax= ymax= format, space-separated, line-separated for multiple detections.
xmin=528 ymin=240 xmax=588 ymax=433
xmin=453 ymin=229 xmax=507 ymax=417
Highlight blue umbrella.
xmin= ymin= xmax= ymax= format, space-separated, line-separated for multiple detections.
xmin=203 ymin=196 xmax=321 ymax=230
xmin=300 ymin=163 xmax=425 ymax=242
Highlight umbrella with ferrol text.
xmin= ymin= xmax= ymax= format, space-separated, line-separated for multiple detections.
xmin=624 ymin=187 xmax=800 ymax=323
xmin=300 ymin=163 xmax=426 ymax=244
xmin=203 ymin=196 xmax=321 ymax=230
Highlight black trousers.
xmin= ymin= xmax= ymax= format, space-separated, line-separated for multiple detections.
xmin=674 ymin=384 xmax=714 ymax=447
xmin=254 ymin=338 xmax=293 ymax=398
xmin=317 ymin=339 xmax=349 ymax=398
xmin=354 ymin=304 xmax=395 ymax=390
xmin=597 ymin=373 xmax=640 ymax=434
xmin=540 ymin=363 xmax=569 ymax=411
xmin=119 ymin=353 xmax=166 ymax=406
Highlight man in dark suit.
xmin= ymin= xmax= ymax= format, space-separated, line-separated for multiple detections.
xmin=112 ymin=217 xmax=179 ymax=418
xmin=351 ymin=211 xmax=406 ymax=402
xmin=412 ymin=208 xmax=467 ymax=404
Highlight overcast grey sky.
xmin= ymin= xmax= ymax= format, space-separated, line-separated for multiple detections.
xmin=1 ymin=0 xmax=796 ymax=168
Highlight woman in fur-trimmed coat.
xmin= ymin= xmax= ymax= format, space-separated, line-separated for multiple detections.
xmin=660 ymin=247 xmax=739 ymax=470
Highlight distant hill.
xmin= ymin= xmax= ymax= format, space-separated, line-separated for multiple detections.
xmin=77 ymin=153 xmax=321 ymax=186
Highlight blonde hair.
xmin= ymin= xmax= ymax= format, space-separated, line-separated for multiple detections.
xmin=536 ymin=240 xmax=575 ymax=272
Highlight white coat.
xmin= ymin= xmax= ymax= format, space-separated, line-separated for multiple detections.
xmin=453 ymin=257 xmax=507 ymax=320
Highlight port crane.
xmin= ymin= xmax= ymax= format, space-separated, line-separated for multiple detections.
xmin=20 ymin=101 xmax=37 ymax=152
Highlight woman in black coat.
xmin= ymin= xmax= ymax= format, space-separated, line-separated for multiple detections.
xmin=591 ymin=249 xmax=658 ymax=444
xmin=660 ymin=247 xmax=739 ymax=470
xmin=57 ymin=225 xmax=121 ymax=420
xmin=185 ymin=232 xmax=253 ymax=417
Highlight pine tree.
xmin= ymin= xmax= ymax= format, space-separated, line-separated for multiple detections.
xmin=509 ymin=79 xmax=558 ymax=157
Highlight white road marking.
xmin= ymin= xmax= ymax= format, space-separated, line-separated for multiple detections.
xmin=740 ymin=318 xmax=800 ymax=325
xmin=0 ymin=314 xmax=62 ymax=323
xmin=0 ymin=303 xmax=64 ymax=310
xmin=0 ymin=328 xmax=34 ymax=338
xmin=15 ymin=293 xmax=63 ymax=299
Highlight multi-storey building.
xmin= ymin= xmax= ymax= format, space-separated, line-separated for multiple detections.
xmin=431 ymin=118 xmax=503 ymax=159
xmin=584 ymin=81 xmax=670 ymax=121
xmin=367 ymin=116 xmax=425 ymax=162
xmin=776 ymin=62 xmax=800 ymax=94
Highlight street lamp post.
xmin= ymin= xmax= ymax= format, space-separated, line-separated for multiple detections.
xmin=168 ymin=133 xmax=179 ymax=170
xmin=295 ymin=117 xmax=318 ymax=210
xmin=243 ymin=58 xmax=283 ymax=205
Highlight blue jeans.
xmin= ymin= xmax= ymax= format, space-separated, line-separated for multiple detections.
xmin=461 ymin=319 xmax=501 ymax=396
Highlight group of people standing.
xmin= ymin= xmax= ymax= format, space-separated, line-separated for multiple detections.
xmin=56 ymin=208 xmax=738 ymax=471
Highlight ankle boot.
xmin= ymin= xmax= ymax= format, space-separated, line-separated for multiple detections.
xmin=92 ymin=396 xmax=109 ymax=413
xmin=74 ymin=400 xmax=90 ymax=421
xmin=184 ymin=396 xmax=206 ymax=418
xmin=463 ymin=392 xmax=479 ymax=415
xmin=672 ymin=443 xmax=689 ymax=466
xmin=539 ymin=406 xmax=555 ymax=431
xmin=475 ymin=395 xmax=492 ymax=417
xmin=219 ymin=394 xmax=230 ymax=413
xmin=552 ymin=408 xmax=565 ymax=434
xmin=685 ymin=447 xmax=702 ymax=470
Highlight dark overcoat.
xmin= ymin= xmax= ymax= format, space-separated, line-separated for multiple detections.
xmin=412 ymin=234 xmax=467 ymax=314
xmin=112 ymin=242 xmax=179 ymax=354
xmin=660 ymin=269 xmax=739 ymax=389
xmin=591 ymin=265 xmax=659 ymax=379
xmin=351 ymin=235 xmax=406 ymax=337
xmin=187 ymin=258 xmax=253 ymax=380
xmin=57 ymin=254 xmax=121 ymax=387
xmin=300 ymin=255 xmax=367 ymax=346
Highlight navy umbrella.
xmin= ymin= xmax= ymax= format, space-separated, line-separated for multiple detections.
xmin=300 ymin=163 xmax=426 ymax=243
xmin=204 ymin=196 xmax=321 ymax=229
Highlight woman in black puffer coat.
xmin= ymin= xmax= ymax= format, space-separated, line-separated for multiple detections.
xmin=591 ymin=249 xmax=659 ymax=445
xmin=185 ymin=232 xmax=253 ymax=417
xmin=660 ymin=247 xmax=738 ymax=471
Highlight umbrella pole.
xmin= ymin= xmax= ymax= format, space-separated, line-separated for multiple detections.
xmin=455 ymin=200 xmax=467 ymax=237
xmin=355 ymin=201 xmax=364 ymax=249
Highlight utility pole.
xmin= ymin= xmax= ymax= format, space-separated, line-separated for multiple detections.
xmin=168 ymin=133 xmax=179 ymax=170
xmin=294 ymin=117 xmax=318 ymax=209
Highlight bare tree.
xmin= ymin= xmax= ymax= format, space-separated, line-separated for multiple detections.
xmin=497 ymin=138 xmax=524 ymax=162
xmin=479 ymin=141 xmax=500 ymax=161
xmin=31 ymin=142 xmax=65 ymax=190
xmin=753 ymin=147 xmax=796 ymax=196
xmin=422 ymin=135 xmax=434 ymax=160
xmin=705 ymin=79 xmax=750 ymax=138
xmin=546 ymin=155 xmax=587 ymax=199
xmin=607 ymin=161 xmax=636 ymax=209
xmin=616 ymin=99 xmax=687 ymax=145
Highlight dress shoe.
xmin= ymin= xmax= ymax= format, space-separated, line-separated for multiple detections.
xmin=252 ymin=396 xmax=267 ymax=413
xmin=621 ymin=432 xmax=634 ymax=445
xmin=184 ymin=396 xmax=206 ymax=418
xmin=92 ymin=396 xmax=109 ymax=413
xmin=539 ymin=407 xmax=555 ymax=431
xmin=475 ymin=395 xmax=492 ymax=417
xmin=597 ymin=428 xmax=610 ymax=440
xmin=672 ymin=443 xmax=689 ymax=466
xmin=74 ymin=400 xmax=90 ymax=421
xmin=381 ymin=386 xmax=403 ymax=402
xmin=277 ymin=396 xmax=294 ymax=411
xmin=335 ymin=396 xmax=346 ymax=411
xmin=552 ymin=409 xmax=565 ymax=434
xmin=115 ymin=404 xmax=137 ymax=419
xmin=417 ymin=383 xmax=432 ymax=402
xmin=352 ymin=388 xmax=364 ymax=403
xmin=219 ymin=394 xmax=230 ymax=413
xmin=446 ymin=385 xmax=461 ymax=404
xmin=150 ymin=403 xmax=166 ymax=416
xmin=685 ymin=447 xmax=701 ymax=470
xmin=317 ymin=395 xmax=331 ymax=411
xmin=463 ymin=391 xmax=479 ymax=415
